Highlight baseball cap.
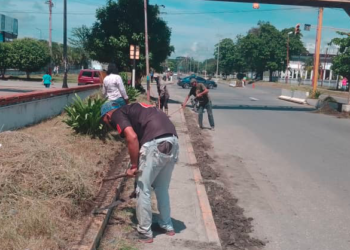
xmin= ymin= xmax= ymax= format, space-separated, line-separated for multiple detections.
xmin=101 ymin=101 xmax=123 ymax=117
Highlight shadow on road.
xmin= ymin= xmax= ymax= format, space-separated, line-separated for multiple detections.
xmin=212 ymin=104 xmax=315 ymax=112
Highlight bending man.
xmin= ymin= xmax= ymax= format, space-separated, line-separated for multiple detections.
xmin=101 ymin=102 xmax=179 ymax=243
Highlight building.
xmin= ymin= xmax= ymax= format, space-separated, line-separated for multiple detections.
xmin=0 ymin=14 xmax=18 ymax=42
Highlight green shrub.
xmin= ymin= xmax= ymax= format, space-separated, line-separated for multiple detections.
xmin=63 ymin=94 xmax=107 ymax=136
xmin=309 ymin=89 xmax=322 ymax=99
xmin=126 ymin=85 xmax=141 ymax=102
xmin=119 ymin=72 xmax=129 ymax=85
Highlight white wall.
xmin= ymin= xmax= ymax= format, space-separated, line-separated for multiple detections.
xmin=0 ymin=89 xmax=97 ymax=132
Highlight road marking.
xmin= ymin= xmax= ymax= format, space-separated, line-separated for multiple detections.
xmin=250 ymin=97 xmax=259 ymax=101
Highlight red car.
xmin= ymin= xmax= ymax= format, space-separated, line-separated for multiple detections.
xmin=78 ymin=69 xmax=101 ymax=85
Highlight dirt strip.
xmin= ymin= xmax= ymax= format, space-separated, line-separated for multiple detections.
xmin=184 ymin=110 xmax=265 ymax=250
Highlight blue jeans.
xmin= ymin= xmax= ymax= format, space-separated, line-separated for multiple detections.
xmin=136 ymin=136 xmax=179 ymax=238
xmin=44 ymin=84 xmax=50 ymax=88
xmin=111 ymin=97 xmax=126 ymax=106
xmin=198 ymin=100 xmax=215 ymax=128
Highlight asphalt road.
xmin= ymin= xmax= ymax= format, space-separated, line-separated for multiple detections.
xmin=168 ymin=82 xmax=350 ymax=250
xmin=0 ymin=80 xmax=79 ymax=97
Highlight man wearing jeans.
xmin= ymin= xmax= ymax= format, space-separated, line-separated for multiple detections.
xmin=182 ymin=78 xmax=215 ymax=130
xmin=101 ymin=102 xmax=179 ymax=243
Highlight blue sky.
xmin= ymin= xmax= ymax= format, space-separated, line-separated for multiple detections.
xmin=1 ymin=0 xmax=349 ymax=60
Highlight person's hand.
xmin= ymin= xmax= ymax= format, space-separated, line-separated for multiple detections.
xmin=126 ymin=167 xmax=138 ymax=177
xmin=182 ymin=103 xmax=186 ymax=109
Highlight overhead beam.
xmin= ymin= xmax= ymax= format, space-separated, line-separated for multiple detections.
xmin=208 ymin=0 xmax=350 ymax=9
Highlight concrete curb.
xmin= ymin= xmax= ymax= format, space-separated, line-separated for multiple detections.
xmin=179 ymin=108 xmax=222 ymax=248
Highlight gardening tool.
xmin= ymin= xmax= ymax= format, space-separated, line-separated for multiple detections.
xmin=102 ymin=170 xmax=142 ymax=182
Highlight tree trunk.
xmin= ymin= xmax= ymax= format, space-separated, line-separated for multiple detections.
xmin=0 ymin=69 xmax=5 ymax=79
xmin=26 ymin=71 xmax=30 ymax=79
xmin=269 ymin=70 xmax=273 ymax=82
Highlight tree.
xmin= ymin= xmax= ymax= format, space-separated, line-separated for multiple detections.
xmin=84 ymin=0 xmax=174 ymax=81
xmin=0 ymin=42 xmax=14 ymax=79
xmin=331 ymin=33 xmax=350 ymax=102
xmin=12 ymin=38 xmax=50 ymax=79
xmin=231 ymin=22 xmax=306 ymax=81
xmin=214 ymin=38 xmax=235 ymax=75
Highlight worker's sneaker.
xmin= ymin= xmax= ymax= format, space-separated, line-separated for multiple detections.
xmin=152 ymin=224 xmax=176 ymax=236
xmin=127 ymin=230 xmax=153 ymax=243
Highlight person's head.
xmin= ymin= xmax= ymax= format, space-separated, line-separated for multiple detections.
xmin=190 ymin=78 xmax=197 ymax=87
xmin=107 ymin=63 xmax=118 ymax=75
xmin=45 ymin=71 xmax=49 ymax=75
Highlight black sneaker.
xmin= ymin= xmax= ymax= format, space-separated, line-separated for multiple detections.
xmin=127 ymin=230 xmax=153 ymax=243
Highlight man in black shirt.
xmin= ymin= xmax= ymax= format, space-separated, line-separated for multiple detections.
xmin=102 ymin=102 xmax=179 ymax=243
xmin=182 ymin=78 xmax=215 ymax=130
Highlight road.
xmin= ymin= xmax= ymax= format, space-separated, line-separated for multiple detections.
xmin=0 ymin=80 xmax=78 ymax=97
xmin=168 ymin=81 xmax=350 ymax=250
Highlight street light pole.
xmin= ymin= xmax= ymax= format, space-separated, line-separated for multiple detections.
xmin=216 ymin=40 xmax=220 ymax=78
xmin=144 ymin=0 xmax=150 ymax=101
xmin=286 ymin=31 xmax=293 ymax=84
xmin=312 ymin=7 xmax=324 ymax=94
xmin=36 ymin=28 xmax=42 ymax=40
xmin=62 ymin=0 xmax=68 ymax=88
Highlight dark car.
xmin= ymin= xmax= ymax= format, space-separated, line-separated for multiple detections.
xmin=177 ymin=76 xmax=217 ymax=89
xmin=78 ymin=69 xmax=101 ymax=85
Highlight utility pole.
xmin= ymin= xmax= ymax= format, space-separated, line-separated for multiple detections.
xmin=46 ymin=0 xmax=53 ymax=75
xmin=286 ymin=31 xmax=293 ymax=84
xmin=144 ymin=0 xmax=150 ymax=101
xmin=312 ymin=8 xmax=324 ymax=94
xmin=36 ymin=28 xmax=42 ymax=40
xmin=321 ymin=47 xmax=328 ymax=87
xmin=216 ymin=40 xmax=220 ymax=78
xmin=62 ymin=0 xmax=68 ymax=88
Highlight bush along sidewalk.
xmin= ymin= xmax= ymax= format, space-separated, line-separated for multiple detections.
xmin=63 ymin=94 xmax=107 ymax=136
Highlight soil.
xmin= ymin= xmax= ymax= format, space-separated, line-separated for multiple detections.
xmin=184 ymin=110 xmax=265 ymax=250
xmin=313 ymin=102 xmax=350 ymax=119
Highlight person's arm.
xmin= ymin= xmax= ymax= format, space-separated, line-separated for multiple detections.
xmin=117 ymin=75 xmax=129 ymax=101
xmin=182 ymin=94 xmax=190 ymax=108
xmin=196 ymin=87 xmax=209 ymax=98
xmin=102 ymin=80 xmax=107 ymax=97
xmin=123 ymin=126 xmax=140 ymax=176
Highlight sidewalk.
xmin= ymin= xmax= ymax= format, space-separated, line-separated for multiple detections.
xmin=141 ymin=103 xmax=222 ymax=250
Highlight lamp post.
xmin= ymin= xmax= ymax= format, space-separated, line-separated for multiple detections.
xmin=36 ymin=28 xmax=42 ymax=40
xmin=62 ymin=0 xmax=68 ymax=88
xmin=286 ymin=31 xmax=293 ymax=84
xmin=130 ymin=45 xmax=140 ymax=88
xmin=144 ymin=0 xmax=150 ymax=101
xmin=216 ymin=40 xmax=221 ymax=78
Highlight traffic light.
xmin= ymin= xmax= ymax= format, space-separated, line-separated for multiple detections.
xmin=295 ymin=23 xmax=301 ymax=34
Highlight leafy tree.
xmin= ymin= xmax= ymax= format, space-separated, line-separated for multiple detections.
xmin=203 ymin=58 xmax=217 ymax=75
xmin=84 ymin=0 xmax=174 ymax=79
xmin=331 ymin=33 xmax=350 ymax=102
xmin=0 ymin=42 xmax=14 ymax=79
xmin=229 ymin=22 xmax=306 ymax=81
xmin=214 ymin=38 xmax=235 ymax=75
xmin=12 ymin=38 xmax=50 ymax=79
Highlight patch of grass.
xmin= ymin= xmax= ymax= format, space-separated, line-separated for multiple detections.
xmin=8 ymin=73 xmax=79 ymax=84
xmin=0 ymin=132 xmax=98 ymax=250
xmin=309 ymin=89 xmax=322 ymax=99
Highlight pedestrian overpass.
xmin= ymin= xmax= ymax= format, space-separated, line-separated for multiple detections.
xmin=208 ymin=0 xmax=350 ymax=16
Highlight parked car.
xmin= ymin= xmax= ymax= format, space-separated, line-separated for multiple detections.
xmin=177 ymin=75 xmax=217 ymax=89
xmin=78 ymin=69 xmax=101 ymax=85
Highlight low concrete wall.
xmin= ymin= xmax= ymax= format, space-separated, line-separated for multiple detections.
xmin=0 ymin=85 xmax=101 ymax=132
xmin=279 ymin=89 xmax=309 ymax=104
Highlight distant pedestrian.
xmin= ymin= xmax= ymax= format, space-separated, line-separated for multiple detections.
xmin=342 ymin=77 xmax=348 ymax=91
xmin=150 ymin=70 xmax=154 ymax=83
xmin=182 ymin=78 xmax=215 ymax=130
xmin=159 ymin=85 xmax=169 ymax=115
xmin=42 ymin=71 xmax=52 ymax=88
xmin=102 ymin=63 xmax=129 ymax=105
